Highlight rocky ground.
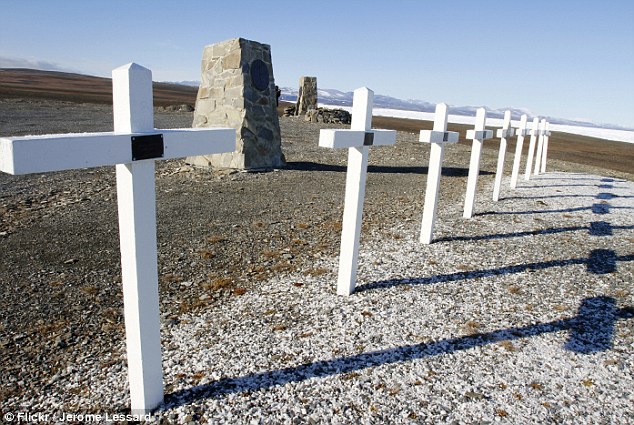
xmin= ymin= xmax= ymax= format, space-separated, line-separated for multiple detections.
xmin=0 ymin=98 xmax=632 ymax=423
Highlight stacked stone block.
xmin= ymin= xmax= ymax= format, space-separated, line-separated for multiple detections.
xmin=187 ymin=38 xmax=285 ymax=170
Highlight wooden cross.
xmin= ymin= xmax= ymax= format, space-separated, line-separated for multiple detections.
xmin=540 ymin=122 xmax=552 ymax=173
xmin=0 ymin=63 xmax=235 ymax=414
xmin=318 ymin=87 xmax=396 ymax=296
xmin=492 ymin=110 xmax=513 ymax=202
xmin=523 ymin=117 xmax=540 ymax=181
xmin=418 ymin=103 xmax=459 ymax=244
xmin=509 ymin=114 xmax=529 ymax=189
xmin=533 ymin=118 xmax=547 ymax=175
xmin=463 ymin=108 xmax=493 ymax=218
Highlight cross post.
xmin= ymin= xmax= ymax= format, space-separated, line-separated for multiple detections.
xmin=524 ymin=117 xmax=540 ymax=181
xmin=318 ymin=87 xmax=396 ymax=296
xmin=463 ymin=108 xmax=493 ymax=219
xmin=0 ymin=63 xmax=235 ymax=414
xmin=113 ymin=63 xmax=164 ymax=417
xmin=509 ymin=114 xmax=529 ymax=189
xmin=540 ymin=122 xmax=551 ymax=173
xmin=418 ymin=103 xmax=459 ymax=244
xmin=533 ymin=118 xmax=547 ymax=175
xmin=492 ymin=110 xmax=513 ymax=201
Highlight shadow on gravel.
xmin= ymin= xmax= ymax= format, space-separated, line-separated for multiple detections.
xmin=515 ymin=184 xmax=617 ymax=189
xmin=435 ymin=222 xmax=634 ymax=243
xmin=162 ymin=296 xmax=633 ymax=410
xmin=501 ymin=193 xmax=632 ymax=201
xmin=284 ymin=161 xmax=492 ymax=177
xmin=358 ymin=249 xmax=634 ymax=292
xmin=476 ymin=204 xmax=633 ymax=216
xmin=529 ymin=176 xmax=624 ymax=183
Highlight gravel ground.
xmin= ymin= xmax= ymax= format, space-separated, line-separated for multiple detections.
xmin=0 ymin=98 xmax=633 ymax=424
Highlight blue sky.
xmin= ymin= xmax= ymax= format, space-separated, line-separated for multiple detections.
xmin=1 ymin=0 xmax=633 ymax=127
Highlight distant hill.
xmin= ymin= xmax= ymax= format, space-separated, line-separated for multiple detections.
xmin=0 ymin=68 xmax=197 ymax=106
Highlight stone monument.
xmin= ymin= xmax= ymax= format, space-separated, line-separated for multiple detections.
xmin=295 ymin=76 xmax=317 ymax=115
xmin=187 ymin=38 xmax=285 ymax=170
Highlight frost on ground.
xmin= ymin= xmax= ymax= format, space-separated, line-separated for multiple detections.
xmin=13 ymin=172 xmax=631 ymax=424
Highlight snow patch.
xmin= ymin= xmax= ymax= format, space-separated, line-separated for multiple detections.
xmin=319 ymin=104 xmax=634 ymax=145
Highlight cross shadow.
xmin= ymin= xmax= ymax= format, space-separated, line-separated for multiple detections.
xmin=596 ymin=192 xmax=626 ymax=200
xmin=502 ymin=193 xmax=630 ymax=201
xmin=161 ymin=296 xmax=633 ymax=410
xmin=357 ymin=249 xmax=633 ymax=293
xmin=529 ymin=176 xmax=620 ymax=183
xmin=592 ymin=203 xmax=611 ymax=214
xmin=477 ymin=203 xmax=632 ymax=216
xmin=515 ymin=184 xmax=607 ymax=189
xmin=284 ymin=161 xmax=493 ymax=177
xmin=516 ymin=178 xmax=626 ymax=190
xmin=589 ymin=221 xmax=616 ymax=236
xmin=503 ymin=194 xmax=593 ymax=201
xmin=434 ymin=222 xmax=633 ymax=243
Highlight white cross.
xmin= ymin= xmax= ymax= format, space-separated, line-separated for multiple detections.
xmin=533 ymin=118 xmax=547 ymax=175
xmin=524 ymin=117 xmax=540 ymax=180
xmin=509 ymin=114 xmax=529 ymax=189
xmin=492 ymin=110 xmax=514 ymax=202
xmin=463 ymin=108 xmax=494 ymax=218
xmin=0 ymin=63 xmax=235 ymax=414
xmin=540 ymin=122 xmax=551 ymax=173
xmin=318 ymin=87 xmax=396 ymax=296
xmin=418 ymin=103 xmax=459 ymax=244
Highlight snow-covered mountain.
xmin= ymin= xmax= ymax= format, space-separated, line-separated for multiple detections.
xmin=168 ymin=80 xmax=200 ymax=87
xmin=279 ymin=87 xmax=631 ymax=131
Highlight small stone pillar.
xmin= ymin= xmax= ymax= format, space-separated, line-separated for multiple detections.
xmin=187 ymin=38 xmax=285 ymax=170
xmin=295 ymin=76 xmax=317 ymax=115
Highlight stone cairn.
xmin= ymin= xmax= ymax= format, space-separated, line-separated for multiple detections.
xmin=306 ymin=108 xmax=352 ymax=124
xmin=187 ymin=38 xmax=285 ymax=170
xmin=157 ymin=104 xmax=194 ymax=112
xmin=295 ymin=76 xmax=317 ymax=116
xmin=283 ymin=105 xmax=351 ymax=124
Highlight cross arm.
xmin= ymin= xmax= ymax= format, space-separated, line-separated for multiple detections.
xmin=161 ymin=128 xmax=235 ymax=158
xmin=0 ymin=128 xmax=235 ymax=175
xmin=319 ymin=129 xmax=396 ymax=149
xmin=466 ymin=129 xmax=494 ymax=140
xmin=419 ymin=130 xmax=459 ymax=144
